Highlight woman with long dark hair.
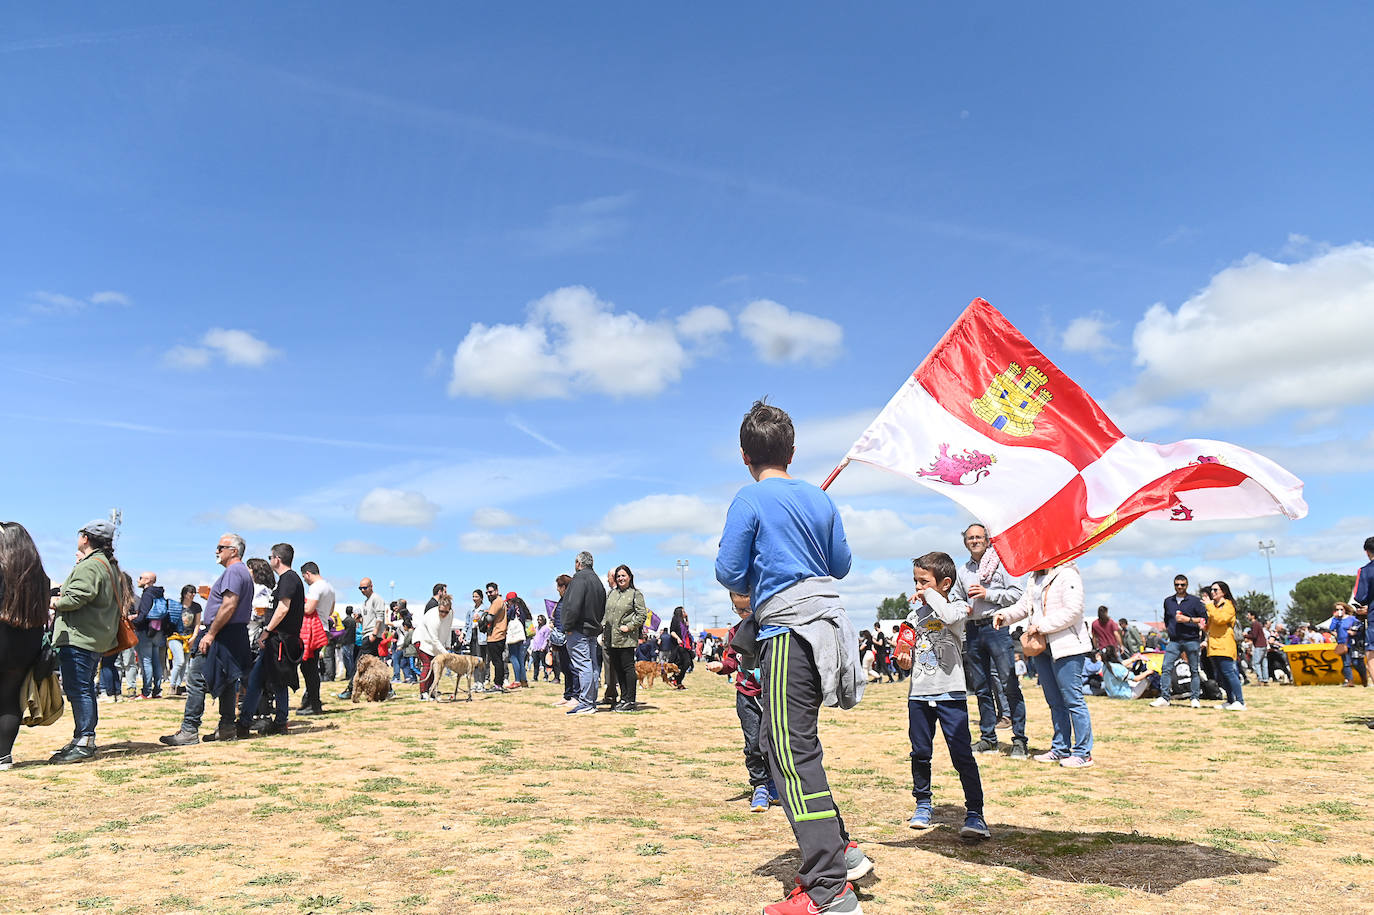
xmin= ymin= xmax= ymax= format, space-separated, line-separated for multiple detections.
xmin=604 ymin=564 xmax=647 ymax=711
xmin=1205 ymin=581 xmax=1245 ymax=710
xmin=505 ymin=593 xmax=532 ymax=689
xmin=551 ymin=574 xmax=578 ymax=707
xmin=668 ymin=606 xmax=694 ymax=689
xmin=51 ymin=519 xmax=124 ymax=763
xmin=0 ymin=522 xmax=50 ymax=769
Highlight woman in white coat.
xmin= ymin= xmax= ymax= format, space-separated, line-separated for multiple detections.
xmin=995 ymin=561 xmax=1094 ymax=769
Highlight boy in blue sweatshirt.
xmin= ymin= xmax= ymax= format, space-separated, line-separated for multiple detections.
xmin=715 ymin=400 xmax=869 ymax=915
xmin=893 ymin=551 xmax=989 ymax=840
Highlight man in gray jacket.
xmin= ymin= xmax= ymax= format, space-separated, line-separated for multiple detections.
xmin=950 ymin=524 xmax=1027 ymax=759
xmin=559 ymin=551 xmax=606 ymax=715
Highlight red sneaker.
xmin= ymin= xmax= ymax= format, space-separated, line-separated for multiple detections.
xmin=762 ymin=883 xmax=862 ymax=914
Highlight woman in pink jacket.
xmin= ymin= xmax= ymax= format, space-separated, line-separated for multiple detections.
xmin=995 ymin=561 xmax=1094 ymax=769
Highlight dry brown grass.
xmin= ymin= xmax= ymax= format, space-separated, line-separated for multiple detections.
xmin=2 ymin=672 xmax=1371 ymax=914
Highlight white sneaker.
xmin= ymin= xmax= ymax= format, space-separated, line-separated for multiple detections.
xmin=1223 ymin=701 xmax=1247 ymax=711
xmin=1190 ymin=699 xmax=1201 ymax=708
xmin=1149 ymin=697 xmax=1170 ymax=707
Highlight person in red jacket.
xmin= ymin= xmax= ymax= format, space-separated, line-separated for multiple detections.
xmin=706 ymin=591 xmax=779 ymax=813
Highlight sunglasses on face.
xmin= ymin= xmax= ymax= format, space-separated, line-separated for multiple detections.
xmin=216 ymin=545 xmax=233 ymax=553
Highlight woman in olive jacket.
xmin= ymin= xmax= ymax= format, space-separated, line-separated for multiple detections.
xmin=50 ymin=520 xmax=123 ymax=763
xmin=603 ymin=565 xmax=647 ymax=711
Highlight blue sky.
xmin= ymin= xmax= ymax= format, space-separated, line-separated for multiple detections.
xmin=5 ymin=4 xmax=1372 ymax=628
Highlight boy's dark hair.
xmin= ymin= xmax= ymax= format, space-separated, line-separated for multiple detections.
xmin=912 ymin=551 xmax=957 ymax=587
xmin=1364 ymin=536 xmax=1374 ymax=554
xmin=740 ymin=399 xmax=794 ymax=468
xmin=300 ymin=561 xmax=320 ymax=576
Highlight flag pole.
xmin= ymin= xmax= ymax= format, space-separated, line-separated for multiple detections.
xmin=820 ymin=458 xmax=849 ymax=491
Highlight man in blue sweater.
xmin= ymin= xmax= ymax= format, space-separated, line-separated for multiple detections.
xmin=1152 ymin=574 xmax=1206 ymax=708
xmin=715 ymin=400 xmax=868 ymax=915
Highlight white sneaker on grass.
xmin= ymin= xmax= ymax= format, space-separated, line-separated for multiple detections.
xmin=1149 ymin=697 xmax=1170 ymax=707
xmin=1190 ymin=698 xmax=1201 ymax=708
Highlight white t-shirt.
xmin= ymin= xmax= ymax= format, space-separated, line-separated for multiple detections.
xmin=308 ymin=578 xmax=336 ymax=619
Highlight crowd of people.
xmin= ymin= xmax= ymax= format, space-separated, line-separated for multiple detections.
xmin=2 ymin=401 xmax=1370 ymax=915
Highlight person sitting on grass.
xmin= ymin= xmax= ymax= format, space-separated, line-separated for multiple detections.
xmin=892 ymin=551 xmax=988 ymax=840
xmin=705 ymin=590 xmax=779 ymax=814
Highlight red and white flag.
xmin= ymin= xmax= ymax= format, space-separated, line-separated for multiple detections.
xmin=828 ymin=298 xmax=1307 ymax=577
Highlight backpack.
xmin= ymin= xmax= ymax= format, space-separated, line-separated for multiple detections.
xmin=148 ymin=597 xmax=169 ymax=621
xmin=479 ymin=611 xmax=496 ymax=634
xmin=165 ymin=599 xmax=184 ymax=634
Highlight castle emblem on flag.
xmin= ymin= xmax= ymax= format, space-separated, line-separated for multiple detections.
xmin=916 ymin=443 xmax=996 ymax=485
xmin=970 ymin=362 xmax=1053 ymax=437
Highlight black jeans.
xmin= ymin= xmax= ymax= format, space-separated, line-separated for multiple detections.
xmin=485 ymin=643 xmax=507 ymax=688
xmin=300 ymin=654 xmax=322 ymax=709
xmin=608 ymin=646 xmax=637 ymax=704
xmin=0 ymin=624 xmax=42 ymax=758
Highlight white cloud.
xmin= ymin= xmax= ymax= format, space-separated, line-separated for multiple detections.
xmin=202 ymin=328 xmax=280 ymax=367
xmin=676 ymin=305 xmax=732 ymax=343
xmin=658 ymin=533 xmax=719 ymax=558
xmin=458 ymin=530 xmax=558 ymax=556
xmin=600 ymin=494 xmax=727 ymax=536
xmin=448 ymin=286 xmax=688 ymax=400
xmin=357 ymin=488 xmax=440 ymax=526
xmin=164 ymin=327 xmax=281 ymax=370
xmin=163 ymin=345 xmax=212 ymax=370
xmin=470 ymin=507 xmax=530 ymax=529
xmin=1061 ymin=313 xmax=1116 ymax=353
xmin=26 ymin=289 xmax=131 ymax=316
xmin=335 ymin=539 xmax=388 ymax=555
xmin=519 ymin=193 xmax=632 ymax=255
xmin=737 ymin=299 xmax=843 ymax=365
xmin=560 ymin=531 xmax=615 ymax=553
xmin=335 ymin=535 xmax=442 ymax=557
xmin=400 ymin=536 xmax=442 ymax=557
xmin=1127 ymin=242 xmax=1374 ymax=425
xmin=837 ymin=505 xmax=953 ymax=560
xmin=224 ymin=504 xmax=317 ymax=532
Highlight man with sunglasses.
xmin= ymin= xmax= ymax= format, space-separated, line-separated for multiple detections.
xmin=338 ymin=577 xmax=387 ymax=700
xmin=1152 ymin=575 xmax=1206 ymax=708
xmin=161 ymin=533 xmax=254 ymax=744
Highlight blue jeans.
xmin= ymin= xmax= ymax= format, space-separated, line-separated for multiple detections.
xmin=341 ymin=643 xmax=356 ymax=681
xmin=508 ymin=640 xmax=528 ymax=683
xmin=1250 ymin=645 xmax=1269 ymax=683
xmin=1213 ymin=655 xmax=1244 ymax=705
xmin=1160 ymin=639 xmax=1201 ymax=701
xmin=391 ymin=650 xmax=404 ymax=681
xmin=58 ymin=646 xmax=100 ymax=740
xmin=565 ymin=631 xmax=599 ymax=710
xmin=1033 ymin=651 xmax=1093 ymax=758
xmin=178 ymin=647 xmax=239 ymax=732
xmin=99 ymin=654 xmax=121 ymax=696
xmin=965 ymin=622 xmax=1026 ymax=742
xmin=238 ymin=648 xmax=288 ymax=727
xmin=908 ymin=699 xmax=983 ymax=812
xmin=137 ymin=629 xmax=167 ymax=696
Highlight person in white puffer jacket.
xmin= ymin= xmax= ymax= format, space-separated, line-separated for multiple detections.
xmin=995 ymin=561 xmax=1094 ymax=769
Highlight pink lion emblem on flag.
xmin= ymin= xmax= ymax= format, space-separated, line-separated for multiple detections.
xmin=916 ymin=443 xmax=997 ymax=485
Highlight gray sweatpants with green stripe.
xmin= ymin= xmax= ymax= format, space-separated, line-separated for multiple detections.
xmin=758 ymin=631 xmax=850 ymax=906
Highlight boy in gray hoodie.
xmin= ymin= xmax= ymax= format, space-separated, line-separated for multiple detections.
xmin=893 ymin=551 xmax=988 ymax=840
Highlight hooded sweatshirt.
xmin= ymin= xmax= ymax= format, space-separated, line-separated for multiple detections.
xmin=755 ymin=577 xmax=865 ymax=710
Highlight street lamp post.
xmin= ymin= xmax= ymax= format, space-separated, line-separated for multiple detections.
xmin=1258 ymin=540 xmax=1277 ymax=612
xmin=389 ymin=580 xmax=396 ymax=604
xmin=676 ymin=559 xmax=689 ymax=610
